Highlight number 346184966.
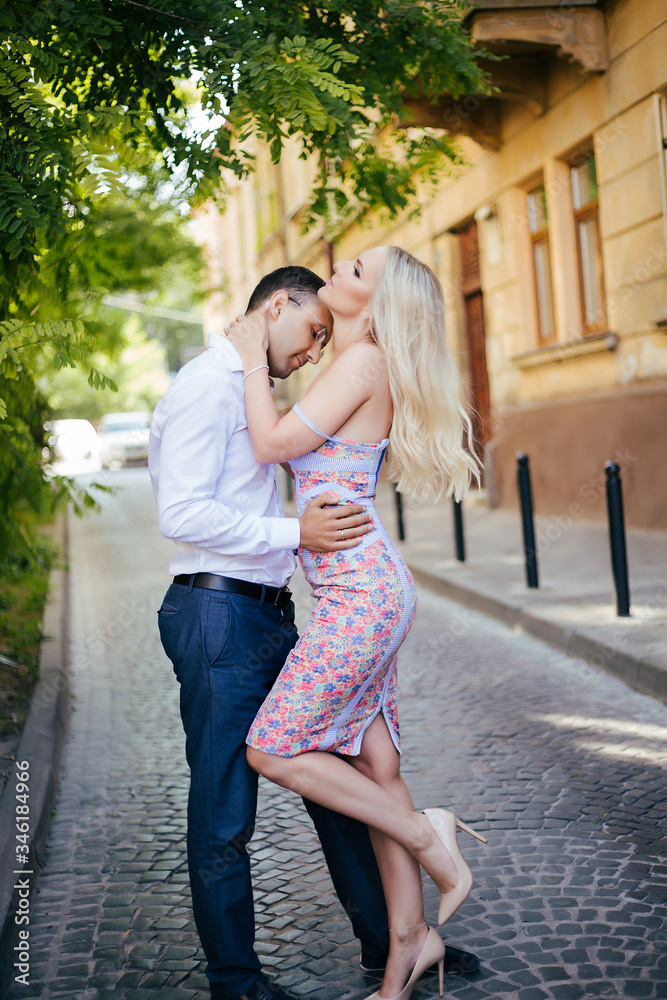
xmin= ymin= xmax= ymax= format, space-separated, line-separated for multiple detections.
xmin=15 ymin=762 xmax=31 ymax=870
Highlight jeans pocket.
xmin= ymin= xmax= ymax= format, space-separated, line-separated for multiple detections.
xmin=158 ymin=603 xmax=182 ymax=667
xmin=201 ymin=594 xmax=233 ymax=667
xmin=279 ymin=616 xmax=298 ymax=648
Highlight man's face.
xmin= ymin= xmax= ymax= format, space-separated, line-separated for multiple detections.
xmin=265 ymin=291 xmax=333 ymax=379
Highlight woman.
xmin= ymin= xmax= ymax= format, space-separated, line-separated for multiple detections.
xmin=227 ymin=246 xmax=486 ymax=1000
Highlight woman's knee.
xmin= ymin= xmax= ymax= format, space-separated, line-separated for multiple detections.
xmin=363 ymin=763 xmax=402 ymax=791
xmin=247 ymin=745 xmax=286 ymax=783
xmin=353 ymin=747 xmax=401 ymax=788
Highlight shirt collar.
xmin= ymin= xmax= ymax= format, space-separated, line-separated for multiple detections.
xmin=207 ymin=331 xmax=244 ymax=373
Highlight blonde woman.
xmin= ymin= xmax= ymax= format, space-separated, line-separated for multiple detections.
xmin=226 ymin=246 xmax=487 ymax=1000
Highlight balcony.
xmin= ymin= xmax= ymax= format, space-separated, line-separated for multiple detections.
xmin=400 ymin=0 xmax=608 ymax=149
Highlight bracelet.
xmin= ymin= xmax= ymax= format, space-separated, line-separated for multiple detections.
xmin=243 ymin=364 xmax=269 ymax=381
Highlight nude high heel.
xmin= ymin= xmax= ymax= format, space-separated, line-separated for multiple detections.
xmin=422 ymin=808 xmax=488 ymax=926
xmin=364 ymin=926 xmax=445 ymax=1000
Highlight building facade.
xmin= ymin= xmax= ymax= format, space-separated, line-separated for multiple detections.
xmin=199 ymin=0 xmax=667 ymax=528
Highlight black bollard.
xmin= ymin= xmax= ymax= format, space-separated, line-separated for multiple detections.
xmin=604 ymin=461 xmax=631 ymax=616
xmin=517 ymin=452 xmax=539 ymax=588
xmin=453 ymin=498 xmax=465 ymax=562
xmin=394 ymin=485 xmax=405 ymax=541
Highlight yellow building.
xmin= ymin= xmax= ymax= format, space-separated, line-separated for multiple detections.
xmin=199 ymin=0 xmax=667 ymax=529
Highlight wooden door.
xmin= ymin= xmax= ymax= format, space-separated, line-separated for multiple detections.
xmin=459 ymin=221 xmax=491 ymax=456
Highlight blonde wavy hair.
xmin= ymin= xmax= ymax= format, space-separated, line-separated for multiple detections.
xmin=368 ymin=246 xmax=481 ymax=501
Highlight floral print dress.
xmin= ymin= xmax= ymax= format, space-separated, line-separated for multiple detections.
xmin=246 ymin=403 xmax=417 ymax=758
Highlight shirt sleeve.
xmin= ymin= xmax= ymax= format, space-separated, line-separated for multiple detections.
xmin=153 ymin=369 xmax=301 ymax=555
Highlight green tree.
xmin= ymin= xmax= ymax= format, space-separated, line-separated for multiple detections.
xmin=1 ymin=0 xmax=490 ymax=562
xmin=44 ymin=317 xmax=172 ymax=422
xmin=2 ymin=1 xmax=490 ymax=296
xmin=0 ymin=179 xmax=202 ymax=562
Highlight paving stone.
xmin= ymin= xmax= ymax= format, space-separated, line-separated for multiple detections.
xmin=509 ymin=971 xmax=543 ymax=987
xmin=56 ymin=963 xmax=89 ymax=977
xmin=622 ymin=983 xmax=657 ymax=998
xmin=58 ymin=941 xmax=94 ymax=957
xmin=70 ymin=904 xmax=100 ymax=917
xmin=6 ymin=474 xmax=667 ymax=1000
xmin=490 ymin=957 xmax=529 ymax=973
xmin=141 ymin=971 xmax=172 ymax=988
xmin=129 ymin=916 xmax=154 ymax=930
xmin=116 ymin=971 xmax=144 ymax=987
xmin=130 ymin=958 xmax=161 ymax=971
xmin=548 ymin=986 xmax=587 ymax=1000
xmin=101 ymin=905 xmax=135 ymax=918
xmin=48 ymin=978 xmax=89 ymax=993
xmin=87 ymin=973 xmax=119 ymax=988
xmin=163 ymin=946 xmax=199 ymax=961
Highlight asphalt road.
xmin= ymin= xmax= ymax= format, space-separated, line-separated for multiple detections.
xmin=7 ymin=469 xmax=667 ymax=1000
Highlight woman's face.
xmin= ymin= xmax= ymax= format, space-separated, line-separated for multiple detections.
xmin=318 ymin=246 xmax=388 ymax=320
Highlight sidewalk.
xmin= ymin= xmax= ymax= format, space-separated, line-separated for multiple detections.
xmin=369 ymin=478 xmax=667 ymax=704
xmin=0 ymin=515 xmax=69 ymax=995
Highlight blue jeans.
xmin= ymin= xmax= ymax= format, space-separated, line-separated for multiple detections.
xmin=158 ymin=580 xmax=389 ymax=999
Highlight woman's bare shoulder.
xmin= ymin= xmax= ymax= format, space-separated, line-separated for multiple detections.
xmin=334 ymin=340 xmax=387 ymax=378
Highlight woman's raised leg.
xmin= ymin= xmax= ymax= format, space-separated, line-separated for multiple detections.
xmin=246 ymin=741 xmax=455 ymax=885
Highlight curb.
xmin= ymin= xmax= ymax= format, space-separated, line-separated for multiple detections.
xmin=0 ymin=512 xmax=70 ymax=997
xmin=407 ymin=560 xmax=667 ymax=706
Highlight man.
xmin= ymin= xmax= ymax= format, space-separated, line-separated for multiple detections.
xmin=149 ymin=266 xmax=479 ymax=1000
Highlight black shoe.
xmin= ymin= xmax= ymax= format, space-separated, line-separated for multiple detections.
xmin=219 ymin=975 xmax=299 ymax=1000
xmin=360 ymin=943 xmax=480 ymax=976
xmin=442 ymin=945 xmax=481 ymax=975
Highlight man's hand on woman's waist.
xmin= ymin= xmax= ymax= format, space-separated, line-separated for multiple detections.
xmin=299 ymin=493 xmax=373 ymax=552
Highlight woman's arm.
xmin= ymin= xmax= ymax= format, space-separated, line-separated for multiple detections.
xmin=243 ymin=343 xmax=381 ymax=463
xmin=225 ymin=309 xmax=384 ymax=463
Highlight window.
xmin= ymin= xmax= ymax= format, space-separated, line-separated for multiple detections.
xmin=527 ymin=183 xmax=556 ymax=344
xmin=570 ymin=153 xmax=606 ymax=333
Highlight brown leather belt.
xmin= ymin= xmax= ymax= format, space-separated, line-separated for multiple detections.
xmin=173 ymin=573 xmax=292 ymax=608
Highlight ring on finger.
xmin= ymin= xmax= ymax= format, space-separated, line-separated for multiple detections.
xmin=341 ymin=528 xmax=345 ymax=540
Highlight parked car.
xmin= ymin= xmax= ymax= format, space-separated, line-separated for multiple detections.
xmin=97 ymin=411 xmax=151 ymax=468
xmin=46 ymin=418 xmax=101 ymax=475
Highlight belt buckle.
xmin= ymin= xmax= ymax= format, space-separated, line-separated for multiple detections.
xmin=274 ymin=586 xmax=290 ymax=606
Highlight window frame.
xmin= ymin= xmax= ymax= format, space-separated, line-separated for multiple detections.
xmin=527 ymin=182 xmax=557 ymax=346
xmin=570 ymin=152 xmax=607 ymax=336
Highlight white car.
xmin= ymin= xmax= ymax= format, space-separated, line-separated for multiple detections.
xmin=97 ymin=411 xmax=151 ymax=468
xmin=46 ymin=419 xmax=101 ymax=475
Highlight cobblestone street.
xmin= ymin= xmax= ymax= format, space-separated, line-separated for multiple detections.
xmin=8 ymin=469 xmax=667 ymax=1000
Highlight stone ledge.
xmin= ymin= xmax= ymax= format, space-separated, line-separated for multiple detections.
xmin=512 ymin=331 xmax=618 ymax=368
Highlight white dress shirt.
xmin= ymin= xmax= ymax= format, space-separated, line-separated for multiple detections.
xmin=149 ymin=333 xmax=299 ymax=586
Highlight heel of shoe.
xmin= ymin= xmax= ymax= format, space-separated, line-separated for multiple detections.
xmin=455 ymin=817 xmax=488 ymax=844
xmin=437 ymin=956 xmax=444 ymax=997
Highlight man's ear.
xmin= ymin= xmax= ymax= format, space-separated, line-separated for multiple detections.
xmin=266 ymin=290 xmax=289 ymax=321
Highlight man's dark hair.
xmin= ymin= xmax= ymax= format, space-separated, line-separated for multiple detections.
xmin=246 ymin=266 xmax=325 ymax=313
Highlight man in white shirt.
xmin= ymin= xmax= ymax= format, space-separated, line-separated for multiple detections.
xmin=150 ymin=264 xmax=381 ymax=1000
xmin=150 ymin=266 xmax=480 ymax=1000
